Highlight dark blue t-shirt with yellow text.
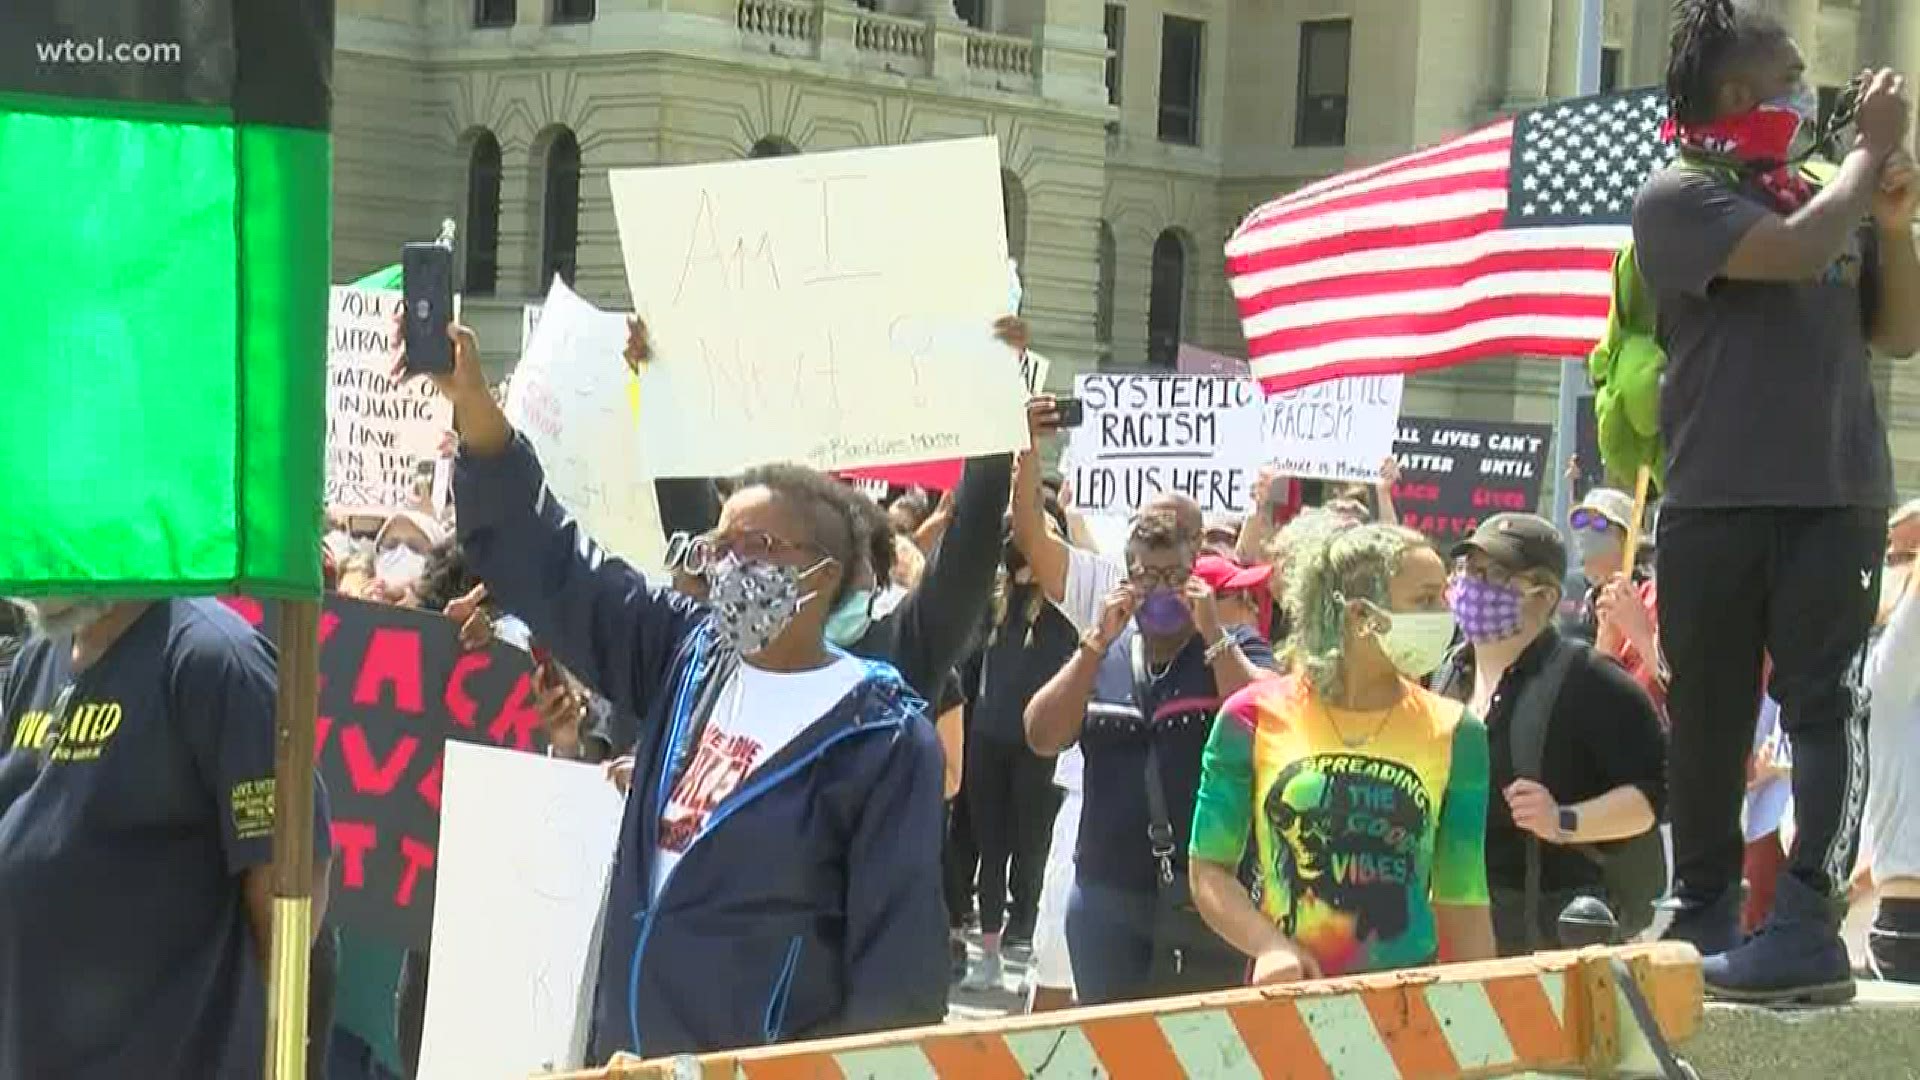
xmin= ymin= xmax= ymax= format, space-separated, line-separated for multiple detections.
xmin=0 ymin=599 xmax=329 ymax=1078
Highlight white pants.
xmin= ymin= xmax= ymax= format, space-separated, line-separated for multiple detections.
xmin=1027 ymin=786 xmax=1082 ymax=993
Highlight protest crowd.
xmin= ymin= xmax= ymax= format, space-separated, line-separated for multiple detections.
xmin=8 ymin=1 xmax=1920 ymax=1077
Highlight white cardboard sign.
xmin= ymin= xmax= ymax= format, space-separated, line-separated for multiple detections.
xmin=417 ymin=743 xmax=625 ymax=1080
xmin=608 ymin=136 xmax=1029 ymax=476
xmin=1063 ymin=373 xmax=1267 ymax=519
xmin=1262 ymin=373 xmax=1406 ymax=483
xmin=325 ymin=286 xmax=452 ymax=515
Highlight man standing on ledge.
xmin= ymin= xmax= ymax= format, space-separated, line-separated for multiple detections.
xmin=1633 ymin=0 xmax=1919 ymax=1003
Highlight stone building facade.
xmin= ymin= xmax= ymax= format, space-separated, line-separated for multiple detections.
xmin=334 ymin=0 xmax=1920 ymax=493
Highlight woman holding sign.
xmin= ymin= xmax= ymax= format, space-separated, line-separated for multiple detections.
xmin=401 ymin=321 xmax=947 ymax=1062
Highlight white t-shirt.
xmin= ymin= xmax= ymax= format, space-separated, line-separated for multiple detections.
xmin=1048 ymin=545 xmax=1125 ymax=792
xmin=650 ymin=656 xmax=863 ymax=899
xmin=1867 ymin=594 xmax=1920 ymax=883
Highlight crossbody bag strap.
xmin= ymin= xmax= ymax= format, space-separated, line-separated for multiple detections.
xmin=1132 ymin=636 xmax=1178 ymax=888
xmin=1511 ymin=639 xmax=1583 ymax=950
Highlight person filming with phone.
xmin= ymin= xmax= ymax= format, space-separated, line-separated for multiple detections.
xmin=394 ymin=318 xmax=947 ymax=1062
xmin=1633 ymin=1 xmax=1920 ymax=1003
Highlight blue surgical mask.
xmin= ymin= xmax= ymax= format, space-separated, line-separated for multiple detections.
xmin=824 ymin=588 xmax=874 ymax=647
xmin=1771 ymin=83 xmax=1821 ymax=126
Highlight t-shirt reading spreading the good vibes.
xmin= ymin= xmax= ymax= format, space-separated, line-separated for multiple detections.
xmin=650 ymin=656 xmax=862 ymax=899
xmin=1190 ymin=675 xmax=1489 ymax=978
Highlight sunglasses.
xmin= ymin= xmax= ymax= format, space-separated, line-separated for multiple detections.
xmin=1568 ymin=509 xmax=1619 ymax=533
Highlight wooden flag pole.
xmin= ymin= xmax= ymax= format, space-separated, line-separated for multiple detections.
xmin=1622 ymin=463 xmax=1654 ymax=570
xmin=264 ymin=597 xmax=321 ymax=1080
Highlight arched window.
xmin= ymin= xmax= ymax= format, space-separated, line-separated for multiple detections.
xmin=1095 ymin=220 xmax=1116 ymax=347
xmin=539 ymin=128 xmax=581 ymax=287
xmin=748 ymin=136 xmax=799 ymax=158
xmin=462 ymin=130 xmax=502 ymax=296
xmin=1147 ymin=228 xmax=1186 ymax=368
xmin=1001 ymin=169 xmax=1028 ymax=267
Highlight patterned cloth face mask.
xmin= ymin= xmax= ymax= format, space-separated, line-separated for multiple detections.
xmin=704 ymin=553 xmax=830 ymax=656
xmin=1446 ymin=575 xmax=1526 ymax=644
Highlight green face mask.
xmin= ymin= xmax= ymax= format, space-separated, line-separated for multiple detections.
xmin=824 ymin=589 xmax=874 ymax=647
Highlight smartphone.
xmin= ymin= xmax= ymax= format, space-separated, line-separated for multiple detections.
xmin=402 ymin=240 xmax=454 ymax=376
xmin=1055 ymin=396 xmax=1085 ymax=429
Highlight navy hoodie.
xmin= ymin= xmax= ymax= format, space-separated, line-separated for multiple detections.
xmin=455 ymin=437 xmax=948 ymax=1060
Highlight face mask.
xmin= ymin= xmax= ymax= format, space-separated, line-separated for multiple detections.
xmin=1135 ymin=588 xmax=1191 ymax=637
xmin=1768 ymin=84 xmax=1822 ymax=157
xmin=824 ymin=588 xmax=874 ymax=647
xmin=1374 ymin=609 xmax=1458 ymax=678
xmin=1446 ymin=575 xmax=1526 ymax=645
xmin=705 ymin=553 xmax=825 ymax=656
xmin=376 ymin=546 xmax=428 ymax=589
xmin=1572 ymin=527 xmax=1622 ymax=566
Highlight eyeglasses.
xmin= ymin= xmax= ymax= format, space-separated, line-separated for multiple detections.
xmin=664 ymin=528 xmax=820 ymax=576
xmin=1128 ymin=564 xmax=1191 ymax=591
xmin=1451 ymin=559 xmax=1516 ymax=586
xmin=1568 ymin=509 xmax=1618 ymax=533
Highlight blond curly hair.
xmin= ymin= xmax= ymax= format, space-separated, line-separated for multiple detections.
xmin=1274 ymin=509 xmax=1433 ymax=700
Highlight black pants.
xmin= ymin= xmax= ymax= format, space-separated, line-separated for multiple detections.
xmin=397 ymin=949 xmax=428 ymax=1079
xmin=1658 ymin=507 xmax=1881 ymax=903
xmin=1869 ymin=897 xmax=1920 ymax=983
xmin=944 ymin=791 xmax=979 ymax=929
xmin=966 ymin=734 xmax=1061 ymax=937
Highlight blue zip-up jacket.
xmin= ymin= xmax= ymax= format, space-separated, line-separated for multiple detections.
xmin=454 ymin=437 xmax=949 ymax=1060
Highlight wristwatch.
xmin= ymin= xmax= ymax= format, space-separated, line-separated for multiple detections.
xmin=1557 ymin=806 xmax=1579 ymax=841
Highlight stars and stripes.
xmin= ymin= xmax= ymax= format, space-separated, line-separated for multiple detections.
xmin=1228 ymin=88 xmax=1674 ymax=395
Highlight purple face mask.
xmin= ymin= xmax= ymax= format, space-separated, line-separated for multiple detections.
xmin=1135 ymin=588 xmax=1191 ymax=636
xmin=1446 ymin=575 xmax=1525 ymax=644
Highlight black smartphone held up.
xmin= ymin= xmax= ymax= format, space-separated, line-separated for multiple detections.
xmin=1054 ymin=396 xmax=1086 ymax=429
xmin=402 ymin=221 xmax=456 ymax=376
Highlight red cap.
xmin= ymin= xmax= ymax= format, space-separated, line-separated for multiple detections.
xmin=1193 ymin=555 xmax=1273 ymax=594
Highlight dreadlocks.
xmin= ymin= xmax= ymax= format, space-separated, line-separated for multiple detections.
xmin=1666 ymin=0 xmax=1790 ymax=126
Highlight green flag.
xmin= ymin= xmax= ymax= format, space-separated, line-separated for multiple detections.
xmin=0 ymin=3 xmax=333 ymax=599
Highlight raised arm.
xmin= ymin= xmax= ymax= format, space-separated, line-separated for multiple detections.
xmin=1870 ymin=149 xmax=1920 ymax=356
xmin=1012 ymin=396 xmax=1074 ymax=604
xmin=1025 ymin=585 xmax=1132 ymax=754
xmin=881 ymin=451 xmax=1010 ymax=696
xmin=419 ymin=322 xmax=701 ymax=723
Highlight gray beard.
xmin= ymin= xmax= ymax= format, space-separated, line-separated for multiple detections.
xmin=19 ymin=599 xmax=113 ymax=639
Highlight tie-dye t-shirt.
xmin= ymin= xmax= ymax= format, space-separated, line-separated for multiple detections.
xmin=1189 ymin=675 xmax=1489 ymax=977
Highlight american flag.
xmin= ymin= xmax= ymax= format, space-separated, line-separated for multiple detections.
xmin=1227 ymin=88 xmax=1674 ymax=394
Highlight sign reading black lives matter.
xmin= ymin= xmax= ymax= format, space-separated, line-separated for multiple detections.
xmin=223 ymin=594 xmax=545 ymax=948
xmin=1390 ymin=418 xmax=1553 ymax=545
xmin=1064 ymin=373 xmax=1267 ymax=518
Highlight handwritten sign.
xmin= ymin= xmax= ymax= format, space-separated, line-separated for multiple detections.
xmin=506 ymin=279 xmax=667 ymax=574
xmin=1063 ymin=373 xmax=1266 ymax=518
xmin=609 ymin=136 xmax=1029 ymax=476
xmin=1390 ymin=418 xmax=1553 ymax=544
xmin=1263 ymin=374 xmax=1405 ymax=483
xmin=839 ymin=347 xmax=1051 ymax=492
xmin=326 ymin=287 xmax=451 ymax=515
xmin=223 ymin=595 xmax=544 ymax=947
xmin=418 ymin=743 xmax=623 ymax=1079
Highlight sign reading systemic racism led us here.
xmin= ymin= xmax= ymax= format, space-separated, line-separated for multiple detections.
xmin=1390 ymin=418 xmax=1553 ymax=544
xmin=1064 ymin=373 xmax=1266 ymax=518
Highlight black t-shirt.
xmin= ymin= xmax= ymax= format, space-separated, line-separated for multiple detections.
xmin=970 ymin=587 xmax=1076 ymax=745
xmin=0 ymin=600 xmax=331 ymax=1078
xmin=1632 ymin=165 xmax=1892 ymax=510
xmin=1454 ymin=631 xmax=1667 ymax=896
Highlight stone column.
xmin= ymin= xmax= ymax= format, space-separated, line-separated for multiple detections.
xmin=1505 ymin=0 xmax=1554 ymax=110
xmin=1036 ymin=0 xmax=1108 ymax=107
xmin=1546 ymin=0 xmax=1583 ymax=99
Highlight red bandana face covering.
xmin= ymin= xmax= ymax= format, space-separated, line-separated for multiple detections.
xmin=1661 ymin=103 xmax=1815 ymax=211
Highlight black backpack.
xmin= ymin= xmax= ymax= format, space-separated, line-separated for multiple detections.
xmin=1510 ymin=639 xmax=1668 ymax=944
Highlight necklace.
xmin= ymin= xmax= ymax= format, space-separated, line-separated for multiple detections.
xmin=1147 ymin=656 xmax=1175 ymax=680
xmin=1324 ymin=698 xmax=1397 ymax=748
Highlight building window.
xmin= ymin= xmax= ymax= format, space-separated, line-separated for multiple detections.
xmin=1096 ymin=221 xmax=1116 ymax=347
xmin=475 ymin=0 xmax=515 ymax=27
xmin=748 ymin=136 xmax=799 ymax=158
xmin=954 ymin=0 xmax=986 ymax=31
xmin=463 ymin=131 xmax=502 ymax=296
xmin=540 ymin=129 xmax=581 ymax=288
xmin=1147 ymin=229 xmax=1186 ymax=368
xmin=552 ymin=0 xmax=594 ymax=23
xmin=1104 ymin=5 xmax=1125 ymax=107
xmin=1600 ymin=46 xmax=1622 ymax=93
xmin=1294 ymin=18 xmax=1350 ymax=147
xmin=1158 ymin=16 xmax=1203 ymax=145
